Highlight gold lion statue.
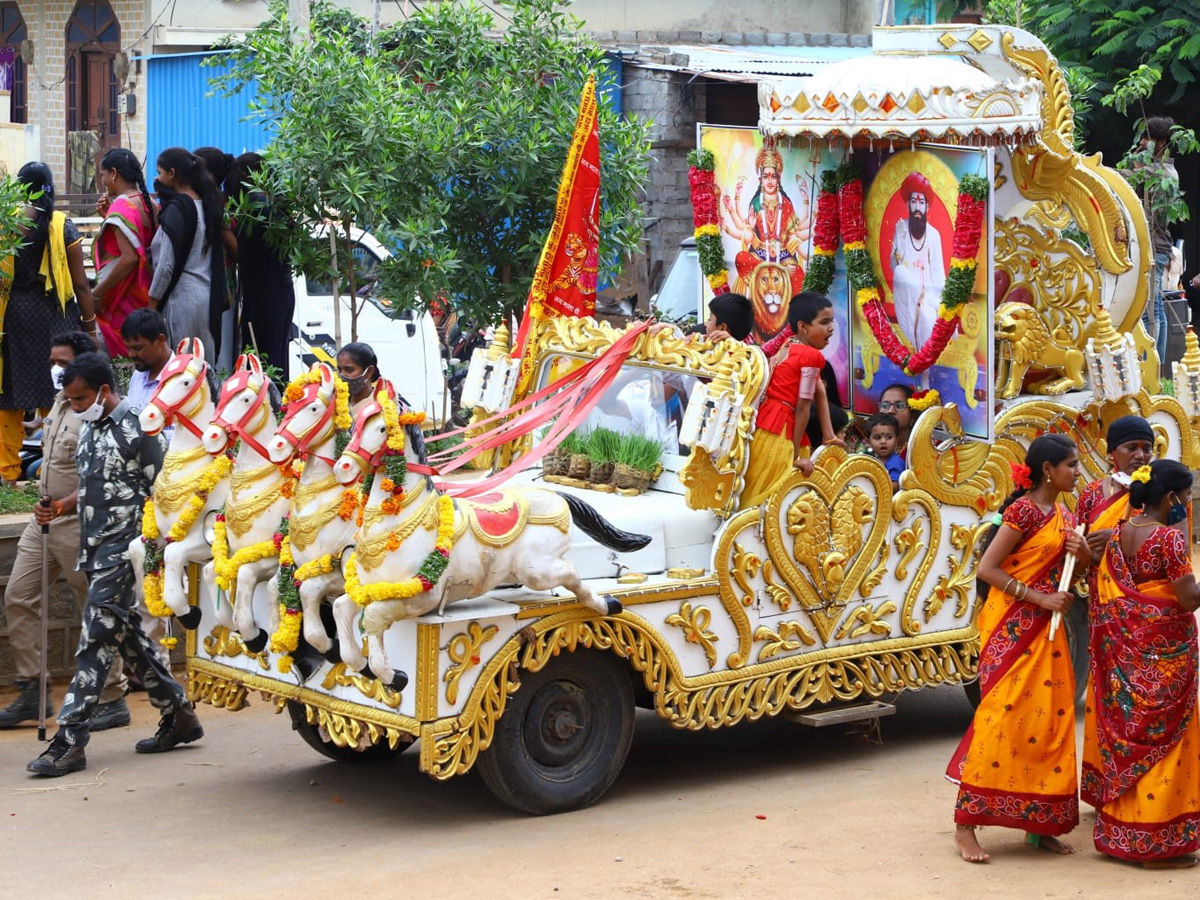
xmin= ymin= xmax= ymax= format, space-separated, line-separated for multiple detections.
xmin=994 ymin=301 xmax=1086 ymax=399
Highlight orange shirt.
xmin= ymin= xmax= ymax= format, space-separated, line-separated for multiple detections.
xmin=756 ymin=341 xmax=825 ymax=437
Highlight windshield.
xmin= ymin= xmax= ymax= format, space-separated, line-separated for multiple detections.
xmin=653 ymin=245 xmax=701 ymax=325
xmin=536 ymin=358 xmax=702 ymax=464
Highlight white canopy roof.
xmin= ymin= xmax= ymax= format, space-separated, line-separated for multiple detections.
xmin=759 ymin=25 xmax=1046 ymax=144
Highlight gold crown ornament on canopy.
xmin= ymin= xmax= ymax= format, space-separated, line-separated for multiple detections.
xmin=1173 ymin=326 xmax=1200 ymax=419
xmin=1084 ymin=303 xmax=1142 ymax=402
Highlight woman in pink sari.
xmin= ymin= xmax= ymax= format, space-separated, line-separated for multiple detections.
xmin=92 ymin=148 xmax=156 ymax=355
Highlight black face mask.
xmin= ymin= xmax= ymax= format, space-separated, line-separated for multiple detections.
xmin=342 ymin=367 xmax=373 ymax=394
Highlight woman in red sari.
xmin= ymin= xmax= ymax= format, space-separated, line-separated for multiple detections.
xmin=92 ymin=148 xmax=156 ymax=356
xmin=1076 ymin=415 xmax=1154 ymax=812
xmin=948 ymin=434 xmax=1091 ymax=863
xmin=1087 ymin=460 xmax=1200 ymax=867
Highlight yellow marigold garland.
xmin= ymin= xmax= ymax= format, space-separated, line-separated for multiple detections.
xmin=907 ymin=389 xmax=941 ymax=412
xmin=283 ymin=368 xmax=352 ymax=432
xmin=346 ymin=495 xmax=456 ymax=607
xmin=140 ymin=455 xmax=232 ymax=618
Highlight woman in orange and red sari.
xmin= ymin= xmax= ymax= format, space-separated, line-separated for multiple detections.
xmin=1087 ymin=460 xmax=1200 ymax=868
xmin=92 ymin=148 xmax=157 ymax=356
xmin=1076 ymin=415 xmax=1153 ymax=813
xmin=948 ymin=434 xmax=1091 ymax=863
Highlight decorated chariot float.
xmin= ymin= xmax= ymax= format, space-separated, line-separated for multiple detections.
xmin=154 ymin=24 xmax=1200 ymax=814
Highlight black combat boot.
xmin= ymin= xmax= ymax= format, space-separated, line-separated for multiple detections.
xmin=0 ymin=679 xmax=53 ymax=728
xmin=135 ymin=702 xmax=203 ymax=753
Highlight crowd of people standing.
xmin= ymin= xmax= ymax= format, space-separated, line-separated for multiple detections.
xmin=0 ymin=146 xmax=296 ymax=773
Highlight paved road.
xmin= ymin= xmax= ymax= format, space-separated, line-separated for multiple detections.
xmin=0 ymin=678 xmax=1193 ymax=898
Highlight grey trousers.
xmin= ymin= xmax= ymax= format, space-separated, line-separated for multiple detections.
xmin=57 ymin=562 xmax=188 ymax=747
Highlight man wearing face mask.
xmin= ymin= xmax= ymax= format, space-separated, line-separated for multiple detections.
xmin=0 ymin=333 xmax=130 ymax=730
xmin=27 ymin=352 xmax=202 ymax=776
xmin=122 ymin=308 xmax=175 ymax=447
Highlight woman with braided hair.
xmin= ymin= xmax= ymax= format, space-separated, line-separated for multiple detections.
xmin=93 ymin=148 xmax=157 ymax=355
xmin=947 ymin=434 xmax=1091 ymax=863
xmin=1086 ymin=460 xmax=1200 ymax=867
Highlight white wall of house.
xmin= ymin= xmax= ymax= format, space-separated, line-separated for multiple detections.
xmin=568 ymin=0 xmax=877 ymax=34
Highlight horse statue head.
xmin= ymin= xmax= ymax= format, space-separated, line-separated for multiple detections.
xmin=204 ymin=352 xmax=274 ymax=456
xmin=335 ymin=378 xmax=396 ymax=485
xmin=141 ymin=338 xmax=209 ymax=438
xmin=268 ymin=362 xmax=347 ymax=465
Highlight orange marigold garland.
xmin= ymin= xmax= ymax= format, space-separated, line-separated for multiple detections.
xmin=810 ymin=163 xmax=987 ymax=377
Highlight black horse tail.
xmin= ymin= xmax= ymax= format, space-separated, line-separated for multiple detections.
xmin=556 ymin=492 xmax=651 ymax=552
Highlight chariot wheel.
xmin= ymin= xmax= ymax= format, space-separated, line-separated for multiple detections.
xmin=476 ymin=650 xmax=635 ymax=815
xmin=286 ymin=700 xmax=408 ymax=763
xmin=962 ymin=598 xmax=1089 ymax=709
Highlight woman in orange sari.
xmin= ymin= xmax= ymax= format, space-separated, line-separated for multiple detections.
xmin=92 ymin=148 xmax=156 ymax=356
xmin=1076 ymin=415 xmax=1153 ymax=812
xmin=1087 ymin=460 xmax=1200 ymax=867
xmin=948 ymin=434 xmax=1091 ymax=862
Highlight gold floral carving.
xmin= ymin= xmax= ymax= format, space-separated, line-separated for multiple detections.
xmin=891 ymin=489 xmax=940 ymax=635
xmin=444 ymin=621 xmax=500 ymax=704
xmin=202 ymin=625 xmax=270 ymax=670
xmin=321 ymin=661 xmax=403 ymax=709
xmin=188 ymin=656 xmax=420 ymax=749
xmin=994 ymin=219 xmax=1099 ymax=350
xmin=420 ymin=609 xmax=982 ymax=779
xmin=763 ymin=448 xmax=891 ymax=643
xmin=761 ymin=560 xmax=793 ymax=612
xmin=187 ymin=668 xmax=248 ymax=710
xmin=711 ymin=509 xmax=759 ymax=668
xmin=835 ymin=601 xmax=896 ymax=640
xmin=665 ymin=601 xmax=719 ymax=668
xmin=929 ymin=522 xmax=989 ymax=622
xmin=755 ymin=620 xmax=816 ymax=661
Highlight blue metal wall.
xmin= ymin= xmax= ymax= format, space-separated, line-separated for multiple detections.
xmin=144 ymin=50 xmax=273 ymax=170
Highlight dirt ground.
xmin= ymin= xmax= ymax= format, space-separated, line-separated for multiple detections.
xmin=0 ymin=678 xmax=1196 ymax=900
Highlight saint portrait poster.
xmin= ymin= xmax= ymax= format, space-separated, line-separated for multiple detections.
xmin=851 ymin=144 xmax=994 ymax=441
xmin=698 ymin=124 xmax=850 ymax=407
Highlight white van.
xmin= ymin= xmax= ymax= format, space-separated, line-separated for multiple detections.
xmin=288 ymin=227 xmax=444 ymax=420
xmin=77 ymin=220 xmax=445 ymax=421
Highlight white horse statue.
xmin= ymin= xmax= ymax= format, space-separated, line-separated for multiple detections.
xmin=201 ymin=353 xmax=289 ymax=653
xmin=264 ymin=362 xmax=357 ymax=666
xmin=330 ymin=381 xmax=649 ymax=690
xmin=130 ymin=339 xmax=229 ymax=631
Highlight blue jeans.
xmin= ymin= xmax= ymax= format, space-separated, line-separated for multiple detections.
xmin=1143 ymin=250 xmax=1170 ymax=364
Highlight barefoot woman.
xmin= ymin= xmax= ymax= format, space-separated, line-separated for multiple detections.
xmin=1075 ymin=415 xmax=1153 ymax=813
xmin=1088 ymin=461 xmax=1200 ymax=868
xmin=947 ymin=434 xmax=1091 ymax=862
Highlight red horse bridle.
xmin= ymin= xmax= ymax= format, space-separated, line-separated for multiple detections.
xmin=276 ymin=379 xmax=339 ymax=466
xmin=210 ymin=369 xmax=273 ymax=459
xmin=146 ymin=354 xmax=209 ymax=439
xmin=341 ymin=395 xmax=385 ymax=471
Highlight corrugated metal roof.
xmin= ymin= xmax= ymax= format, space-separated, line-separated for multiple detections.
xmin=626 ymin=44 xmax=871 ymax=81
xmin=146 ymin=51 xmax=273 ymax=167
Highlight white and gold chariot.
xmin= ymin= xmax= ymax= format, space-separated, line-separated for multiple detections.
xmin=184 ymin=24 xmax=1200 ymax=815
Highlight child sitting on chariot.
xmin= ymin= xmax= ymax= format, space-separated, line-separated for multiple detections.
xmin=650 ymin=292 xmax=754 ymax=344
xmin=862 ymin=412 xmax=906 ymax=491
xmin=739 ymin=291 xmax=840 ymax=508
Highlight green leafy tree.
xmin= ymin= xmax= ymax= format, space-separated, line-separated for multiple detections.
xmin=210 ymin=0 xmax=650 ymax=335
xmin=1027 ymin=1 xmax=1200 ymax=106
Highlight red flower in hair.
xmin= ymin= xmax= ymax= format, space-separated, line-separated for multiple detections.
xmin=1010 ymin=462 xmax=1033 ymax=490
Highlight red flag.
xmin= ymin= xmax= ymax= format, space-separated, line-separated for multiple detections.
xmin=512 ymin=75 xmax=600 ymax=379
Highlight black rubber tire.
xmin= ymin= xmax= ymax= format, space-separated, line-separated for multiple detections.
xmin=961 ymin=597 xmax=1090 ymax=710
xmin=285 ymin=700 xmax=408 ymax=763
xmin=475 ymin=650 xmax=635 ymax=815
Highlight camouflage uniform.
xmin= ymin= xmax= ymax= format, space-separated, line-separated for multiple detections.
xmin=55 ymin=399 xmax=182 ymax=748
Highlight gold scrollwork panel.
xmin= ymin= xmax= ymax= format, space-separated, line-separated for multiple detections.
xmin=892 ymin=488 xmax=940 ymax=636
xmin=763 ymin=448 xmax=892 ymax=643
